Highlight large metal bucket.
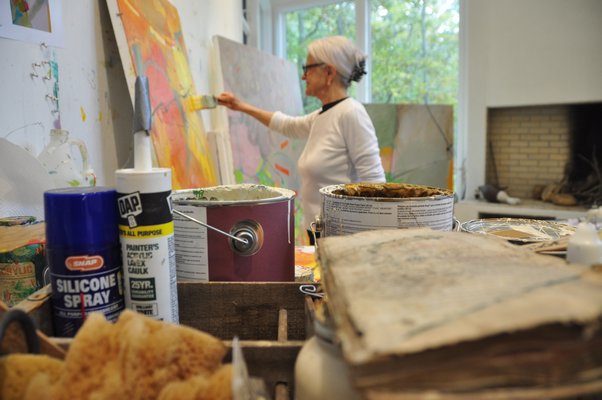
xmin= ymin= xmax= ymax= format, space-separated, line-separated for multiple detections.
xmin=172 ymin=184 xmax=296 ymax=282
xmin=318 ymin=183 xmax=454 ymax=237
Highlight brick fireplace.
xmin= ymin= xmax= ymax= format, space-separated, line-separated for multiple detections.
xmin=485 ymin=103 xmax=602 ymax=203
xmin=455 ymin=102 xmax=601 ymax=222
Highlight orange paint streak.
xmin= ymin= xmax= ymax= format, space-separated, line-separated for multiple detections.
xmin=380 ymin=147 xmax=393 ymax=173
xmin=275 ymin=163 xmax=289 ymax=176
xmin=447 ymin=158 xmax=454 ymax=190
xmin=280 ymin=140 xmax=289 ymax=149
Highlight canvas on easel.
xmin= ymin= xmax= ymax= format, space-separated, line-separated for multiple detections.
xmin=365 ymin=103 xmax=454 ymax=190
xmin=213 ymin=35 xmax=306 ymax=241
xmin=106 ymin=0 xmax=218 ymax=189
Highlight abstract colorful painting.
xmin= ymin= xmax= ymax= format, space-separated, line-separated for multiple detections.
xmin=11 ymin=0 xmax=50 ymax=31
xmin=214 ymin=36 xmax=306 ymax=241
xmin=107 ymin=0 xmax=218 ymax=189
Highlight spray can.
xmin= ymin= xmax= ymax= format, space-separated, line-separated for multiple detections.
xmin=44 ymin=187 xmax=125 ymax=337
xmin=115 ymin=169 xmax=178 ymax=322
xmin=114 ymin=75 xmax=178 ymax=323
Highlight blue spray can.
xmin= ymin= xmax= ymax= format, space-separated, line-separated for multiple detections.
xmin=44 ymin=187 xmax=125 ymax=337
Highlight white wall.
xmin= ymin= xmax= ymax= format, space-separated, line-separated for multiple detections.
xmin=0 ymin=1 xmax=242 ymax=187
xmin=459 ymin=0 xmax=602 ymax=200
xmin=177 ymin=0 xmax=243 ymax=118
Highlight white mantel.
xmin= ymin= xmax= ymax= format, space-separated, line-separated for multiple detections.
xmin=454 ymin=199 xmax=589 ymax=224
xmin=458 ymin=0 xmax=602 ymax=203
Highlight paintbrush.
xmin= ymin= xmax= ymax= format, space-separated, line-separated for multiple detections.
xmin=186 ymin=95 xmax=218 ymax=111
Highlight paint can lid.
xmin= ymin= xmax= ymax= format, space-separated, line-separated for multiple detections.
xmin=44 ymin=187 xmax=119 ymax=248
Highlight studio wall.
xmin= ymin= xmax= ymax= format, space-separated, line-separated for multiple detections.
xmin=0 ymin=1 xmax=242 ymax=187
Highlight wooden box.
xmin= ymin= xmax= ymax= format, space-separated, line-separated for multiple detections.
xmin=12 ymin=281 xmax=313 ymax=400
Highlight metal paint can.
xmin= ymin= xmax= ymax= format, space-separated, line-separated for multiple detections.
xmin=172 ymin=184 xmax=295 ymax=282
xmin=319 ymin=183 xmax=455 ymax=237
xmin=0 ymin=218 xmax=45 ymax=307
xmin=44 ymin=187 xmax=125 ymax=337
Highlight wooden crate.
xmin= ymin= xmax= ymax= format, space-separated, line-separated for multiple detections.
xmin=11 ymin=281 xmax=313 ymax=400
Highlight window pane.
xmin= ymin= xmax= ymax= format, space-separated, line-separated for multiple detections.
xmin=285 ymin=1 xmax=356 ymax=113
xmin=371 ymin=0 xmax=459 ymax=105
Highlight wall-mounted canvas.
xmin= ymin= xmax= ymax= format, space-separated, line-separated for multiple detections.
xmin=214 ymin=36 xmax=306 ymax=239
xmin=107 ymin=0 xmax=218 ymax=189
xmin=0 ymin=0 xmax=63 ymax=46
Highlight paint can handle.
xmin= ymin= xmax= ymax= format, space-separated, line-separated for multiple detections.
xmin=173 ymin=209 xmax=249 ymax=246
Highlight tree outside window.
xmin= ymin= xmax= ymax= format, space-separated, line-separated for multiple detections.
xmin=371 ymin=0 xmax=458 ymax=106
xmin=283 ymin=0 xmax=458 ymax=113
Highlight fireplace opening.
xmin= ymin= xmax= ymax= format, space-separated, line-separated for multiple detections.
xmin=485 ymin=102 xmax=602 ymax=208
xmin=564 ymin=103 xmax=602 ymax=204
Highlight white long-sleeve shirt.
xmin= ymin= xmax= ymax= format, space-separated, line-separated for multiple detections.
xmin=269 ymin=97 xmax=385 ymax=229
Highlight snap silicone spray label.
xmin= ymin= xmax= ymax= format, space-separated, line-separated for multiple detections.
xmin=48 ymin=248 xmax=125 ymax=337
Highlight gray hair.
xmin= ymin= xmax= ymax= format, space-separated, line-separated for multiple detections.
xmin=307 ymin=36 xmax=367 ymax=88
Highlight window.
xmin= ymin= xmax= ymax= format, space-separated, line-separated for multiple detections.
xmin=371 ymin=0 xmax=459 ymax=106
xmin=272 ymin=0 xmax=458 ymax=112
xmin=283 ymin=1 xmax=356 ymax=112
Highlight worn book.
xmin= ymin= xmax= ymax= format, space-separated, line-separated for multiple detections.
xmin=318 ymin=228 xmax=602 ymax=399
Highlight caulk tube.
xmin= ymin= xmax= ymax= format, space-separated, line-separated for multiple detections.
xmin=115 ymin=169 xmax=178 ymax=322
xmin=115 ymin=76 xmax=179 ymax=323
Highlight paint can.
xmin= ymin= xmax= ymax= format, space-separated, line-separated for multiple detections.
xmin=44 ymin=187 xmax=125 ymax=337
xmin=172 ymin=184 xmax=295 ymax=282
xmin=0 ymin=218 xmax=45 ymax=307
xmin=318 ymin=183 xmax=455 ymax=237
xmin=115 ymin=168 xmax=178 ymax=323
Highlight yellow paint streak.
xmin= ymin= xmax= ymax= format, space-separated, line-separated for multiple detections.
xmin=80 ymin=106 xmax=87 ymax=122
xmin=172 ymin=47 xmax=192 ymax=94
xmin=380 ymin=147 xmax=393 ymax=173
xmin=150 ymin=26 xmax=167 ymax=47
xmin=98 ymin=111 xmax=103 ymax=122
xmin=121 ymin=0 xmax=141 ymax=17
xmin=447 ymin=158 xmax=454 ymax=190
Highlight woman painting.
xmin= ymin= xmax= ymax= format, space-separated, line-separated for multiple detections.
xmin=218 ymin=36 xmax=385 ymax=243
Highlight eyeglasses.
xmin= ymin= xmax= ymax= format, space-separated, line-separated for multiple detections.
xmin=302 ymin=63 xmax=325 ymax=74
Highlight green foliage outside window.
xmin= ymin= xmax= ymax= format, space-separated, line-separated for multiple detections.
xmin=371 ymin=0 xmax=458 ymax=105
xmin=284 ymin=0 xmax=458 ymax=113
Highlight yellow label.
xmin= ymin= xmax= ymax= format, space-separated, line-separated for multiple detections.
xmin=119 ymin=222 xmax=174 ymax=238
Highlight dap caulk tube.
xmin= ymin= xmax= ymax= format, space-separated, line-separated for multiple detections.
xmin=115 ymin=76 xmax=179 ymax=323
